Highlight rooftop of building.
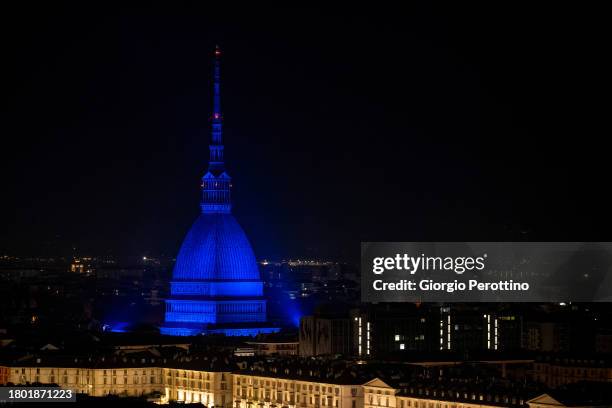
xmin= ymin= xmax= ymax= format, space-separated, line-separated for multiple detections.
xmin=245 ymin=332 xmax=298 ymax=344
xmin=389 ymin=377 xmax=539 ymax=408
xmin=0 ymin=348 xmax=237 ymax=372
xmin=234 ymin=357 xmax=374 ymax=385
xmin=232 ymin=357 xmax=540 ymax=392
xmin=534 ymin=352 xmax=612 ymax=367
xmin=373 ymin=350 xmax=537 ymax=364
xmin=532 ymin=381 xmax=612 ymax=407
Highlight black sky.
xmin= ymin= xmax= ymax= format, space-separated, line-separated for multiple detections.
xmin=1 ymin=4 xmax=609 ymax=261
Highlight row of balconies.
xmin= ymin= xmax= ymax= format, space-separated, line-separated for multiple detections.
xmin=10 ymin=375 xmax=161 ymax=386
xmin=236 ymin=390 xmax=343 ymax=400
xmin=234 ymin=396 xmax=340 ymax=408
xmin=235 ymin=397 xmax=314 ymax=403
xmin=237 ymin=384 xmax=342 ymax=396
xmin=235 ymin=399 xmax=321 ymax=408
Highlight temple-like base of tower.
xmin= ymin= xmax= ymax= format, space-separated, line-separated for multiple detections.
xmin=160 ymin=322 xmax=280 ymax=337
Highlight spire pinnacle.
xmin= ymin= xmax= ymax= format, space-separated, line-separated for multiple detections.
xmin=212 ymin=45 xmax=221 ymax=126
xmin=202 ymin=46 xmax=231 ymax=214
xmin=209 ymin=45 xmax=223 ymax=166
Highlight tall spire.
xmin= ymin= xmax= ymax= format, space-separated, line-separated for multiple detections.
xmin=209 ymin=45 xmax=224 ymax=169
xmin=201 ymin=45 xmax=231 ymax=214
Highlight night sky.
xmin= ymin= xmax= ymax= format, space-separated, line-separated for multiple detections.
xmin=1 ymin=4 xmax=608 ymax=261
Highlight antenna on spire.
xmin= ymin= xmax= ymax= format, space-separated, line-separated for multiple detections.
xmin=202 ymin=45 xmax=231 ymax=214
xmin=212 ymin=45 xmax=222 ymax=134
xmin=209 ymin=45 xmax=223 ymax=166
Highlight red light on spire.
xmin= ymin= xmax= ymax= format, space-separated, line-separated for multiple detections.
xmin=215 ymin=45 xmax=221 ymax=57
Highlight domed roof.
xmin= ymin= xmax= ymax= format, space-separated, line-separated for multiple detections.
xmin=172 ymin=214 xmax=260 ymax=281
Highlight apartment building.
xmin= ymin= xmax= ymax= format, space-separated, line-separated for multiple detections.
xmin=363 ymin=377 xmax=532 ymax=408
xmin=532 ymin=355 xmax=612 ymax=388
xmin=2 ymin=350 xmax=233 ymax=404
xmin=2 ymin=353 xmax=612 ymax=407
xmin=232 ymin=362 xmax=364 ymax=408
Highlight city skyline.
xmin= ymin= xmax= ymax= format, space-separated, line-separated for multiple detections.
xmin=1 ymin=4 xmax=611 ymax=406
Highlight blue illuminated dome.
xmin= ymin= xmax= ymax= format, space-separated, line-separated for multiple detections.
xmin=172 ymin=214 xmax=260 ymax=281
xmin=161 ymin=46 xmax=278 ymax=337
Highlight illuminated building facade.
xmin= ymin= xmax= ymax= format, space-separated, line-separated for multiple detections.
xmin=4 ymin=358 xmax=232 ymax=405
xmin=232 ymin=368 xmax=363 ymax=408
xmin=6 ymin=362 xmax=162 ymax=397
xmin=363 ymin=378 xmax=532 ymax=408
xmin=4 ymin=353 xmax=610 ymax=407
xmin=0 ymin=366 xmax=8 ymax=385
xmin=70 ymin=257 xmax=94 ymax=274
xmin=162 ymin=366 xmax=232 ymax=405
xmin=161 ymin=46 xmax=277 ymax=336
